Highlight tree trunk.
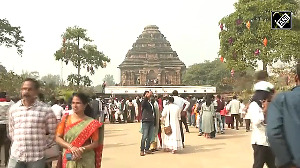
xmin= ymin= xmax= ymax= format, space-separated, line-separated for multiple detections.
xmin=263 ymin=60 xmax=267 ymax=72
xmin=77 ymin=36 xmax=80 ymax=86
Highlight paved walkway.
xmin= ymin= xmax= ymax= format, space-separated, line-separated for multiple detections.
xmin=0 ymin=123 xmax=257 ymax=168
xmin=102 ymin=123 xmax=255 ymax=168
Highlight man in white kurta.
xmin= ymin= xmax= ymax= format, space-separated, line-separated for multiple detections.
xmin=172 ymin=90 xmax=190 ymax=147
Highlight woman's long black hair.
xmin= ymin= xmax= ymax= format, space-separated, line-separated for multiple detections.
xmin=205 ymin=94 xmax=214 ymax=106
xmin=72 ymin=92 xmax=93 ymax=118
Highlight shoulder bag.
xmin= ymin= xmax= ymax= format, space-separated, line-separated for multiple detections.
xmin=164 ymin=108 xmax=172 ymax=135
xmin=45 ymin=115 xmax=70 ymax=160
xmin=49 ymin=115 xmax=68 ymax=168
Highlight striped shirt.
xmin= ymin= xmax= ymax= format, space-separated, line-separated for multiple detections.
xmin=8 ymin=100 xmax=57 ymax=162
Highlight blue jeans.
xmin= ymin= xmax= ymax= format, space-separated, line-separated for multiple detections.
xmin=198 ymin=113 xmax=203 ymax=133
xmin=221 ymin=115 xmax=225 ymax=129
xmin=191 ymin=114 xmax=196 ymax=126
xmin=140 ymin=121 xmax=154 ymax=151
xmin=8 ymin=157 xmax=45 ymax=168
xmin=187 ymin=112 xmax=191 ymax=125
xmin=215 ymin=112 xmax=224 ymax=132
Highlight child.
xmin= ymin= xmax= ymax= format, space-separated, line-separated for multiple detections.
xmin=191 ymin=103 xmax=198 ymax=127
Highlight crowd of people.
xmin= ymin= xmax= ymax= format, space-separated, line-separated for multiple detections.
xmin=0 ymin=64 xmax=300 ymax=168
xmin=112 ymin=65 xmax=300 ymax=168
xmin=0 ymin=78 xmax=105 ymax=168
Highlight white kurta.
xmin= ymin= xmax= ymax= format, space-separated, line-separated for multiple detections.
xmin=162 ymin=103 xmax=183 ymax=151
xmin=248 ymin=102 xmax=269 ymax=146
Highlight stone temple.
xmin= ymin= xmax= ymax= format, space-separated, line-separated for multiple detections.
xmin=118 ymin=25 xmax=186 ymax=86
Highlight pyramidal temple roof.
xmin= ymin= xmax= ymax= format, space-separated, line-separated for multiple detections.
xmin=119 ymin=25 xmax=186 ymax=68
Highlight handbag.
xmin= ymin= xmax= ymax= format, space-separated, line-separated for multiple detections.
xmin=45 ymin=143 xmax=60 ymax=159
xmin=164 ymin=108 xmax=172 ymax=135
xmin=45 ymin=115 xmax=67 ymax=160
xmin=45 ymin=121 xmax=60 ymax=160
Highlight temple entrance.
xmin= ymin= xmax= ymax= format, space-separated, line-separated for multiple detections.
xmin=146 ymin=70 xmax=158 ymax=85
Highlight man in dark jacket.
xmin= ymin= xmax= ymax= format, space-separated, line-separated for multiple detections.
xmin=140 ymin=91 xmax=155 ymax=156
xmin=90 ymin=95 xmax=100 ymax=119
xmin=267 ymin=63 xmax=300 ymax=168
xmin=215 ymin=95 xmax=225 ymax=134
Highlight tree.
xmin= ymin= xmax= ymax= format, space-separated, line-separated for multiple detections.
xmin=219 ymin=0 xmax=300 ymax=71
xmin=183 ymin=59 xmax=233 ymax=92
xmin=0 ymin=71 xmax=24 ymax=97
xmin=0 ymin=64 xmax=7 ymax=73
xmin=20 ymin=71 xmax=39 ymax=79
xmin=0 ymin=18 xmax=25 ymax=55
xmin=54 ymin=26 xmax=110 ymax=86
xmin=66 ymin=74 xmax=92 ymax=86
xmin=103 ymin=74 xmax=115 ymax=86
xmin=41 ymin=74 xmax=61 ymax=86
xmin=183 ymin=59 xmax=255 ymax=93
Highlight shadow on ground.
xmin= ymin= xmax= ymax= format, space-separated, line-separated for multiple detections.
xmin=105 ymin=143 xmax=137 ymax=149
xmin=177 ymin=143 xmax=224 ymax=154
xmin=105 ymin=133 xmax=127 ymax=138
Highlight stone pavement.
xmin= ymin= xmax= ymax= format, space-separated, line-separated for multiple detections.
xmin=102 ymin=123 xmax=256 ymax=168
xmin=0 ymin=123 xmax=258 ymax=168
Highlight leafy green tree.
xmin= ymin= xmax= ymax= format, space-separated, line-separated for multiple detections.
xmin=66 ymin=74 xmax=92 ymax=86
xmin=54 ymin=26 xmax=110 ymax=86
xmin=20 ymin=71 xmax=39 ymax=79
xmin=0 ymin=71 xmax=24 ymax=97
xmin=183 ymin=59 xmax=233 ymax=92
xmin=0 ymin=18 xmax=25 ymax=55
xmin=93 ymin=85 xmax=103 ymax=93
xmin=219 ymin=0 xmax=300 ymax=71
xmin=103 ymin=74 xmax=115 ymax=86
xmin=41 ymin=74 xmax=61 ymax=86
xmin=183 ymin=59 xmax=255 ymax=93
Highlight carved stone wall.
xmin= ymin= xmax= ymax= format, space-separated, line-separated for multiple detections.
xmin=119 ymin=25 xmax=186 ymax=86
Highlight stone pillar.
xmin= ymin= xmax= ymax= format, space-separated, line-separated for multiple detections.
xmin=171 ymin=72 xmax=176 ymax=85
xmin=126 ymin=71 xmax=129 ymax=86
xmin=165 ymin=71 xmax=168 ymax=85
xmin=140 ymin=70 xmax=147 ymax=85
xmin=157 ymin=69 xmax=162 ymax=85
xmin=176 ymin=70 xmax=180 ymax=85
xmin=130 ymin=71 xmax=134 ymax=85
xmin=161 ymin=71 xmax=165 ymax=85
xmin=177 ymin=70 xmax=181 ymax=84
xmin=174 ymin=71 xmax=177 ymax=85
xmin=121 ymin=70 xmax=126 ymax=86
xmin=157 ymin=73 xmax=161 ymax=85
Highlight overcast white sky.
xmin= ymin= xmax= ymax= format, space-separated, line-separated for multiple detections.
xmin=0 ymin=0 xmax=238 ymax=86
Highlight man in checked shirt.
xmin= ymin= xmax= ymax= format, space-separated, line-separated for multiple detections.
xmin=7 ymin=78 xmax=57 ymax=168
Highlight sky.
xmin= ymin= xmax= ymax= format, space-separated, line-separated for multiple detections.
xmin=0 ymin=0 xmax=238 ymax=86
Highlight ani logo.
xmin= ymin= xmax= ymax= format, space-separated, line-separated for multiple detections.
xmin=271 ymin=11 xmax=292 ymax=29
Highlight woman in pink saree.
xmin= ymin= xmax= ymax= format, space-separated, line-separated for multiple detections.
xmin=56 ymin=93 xmax=104 ymax=168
